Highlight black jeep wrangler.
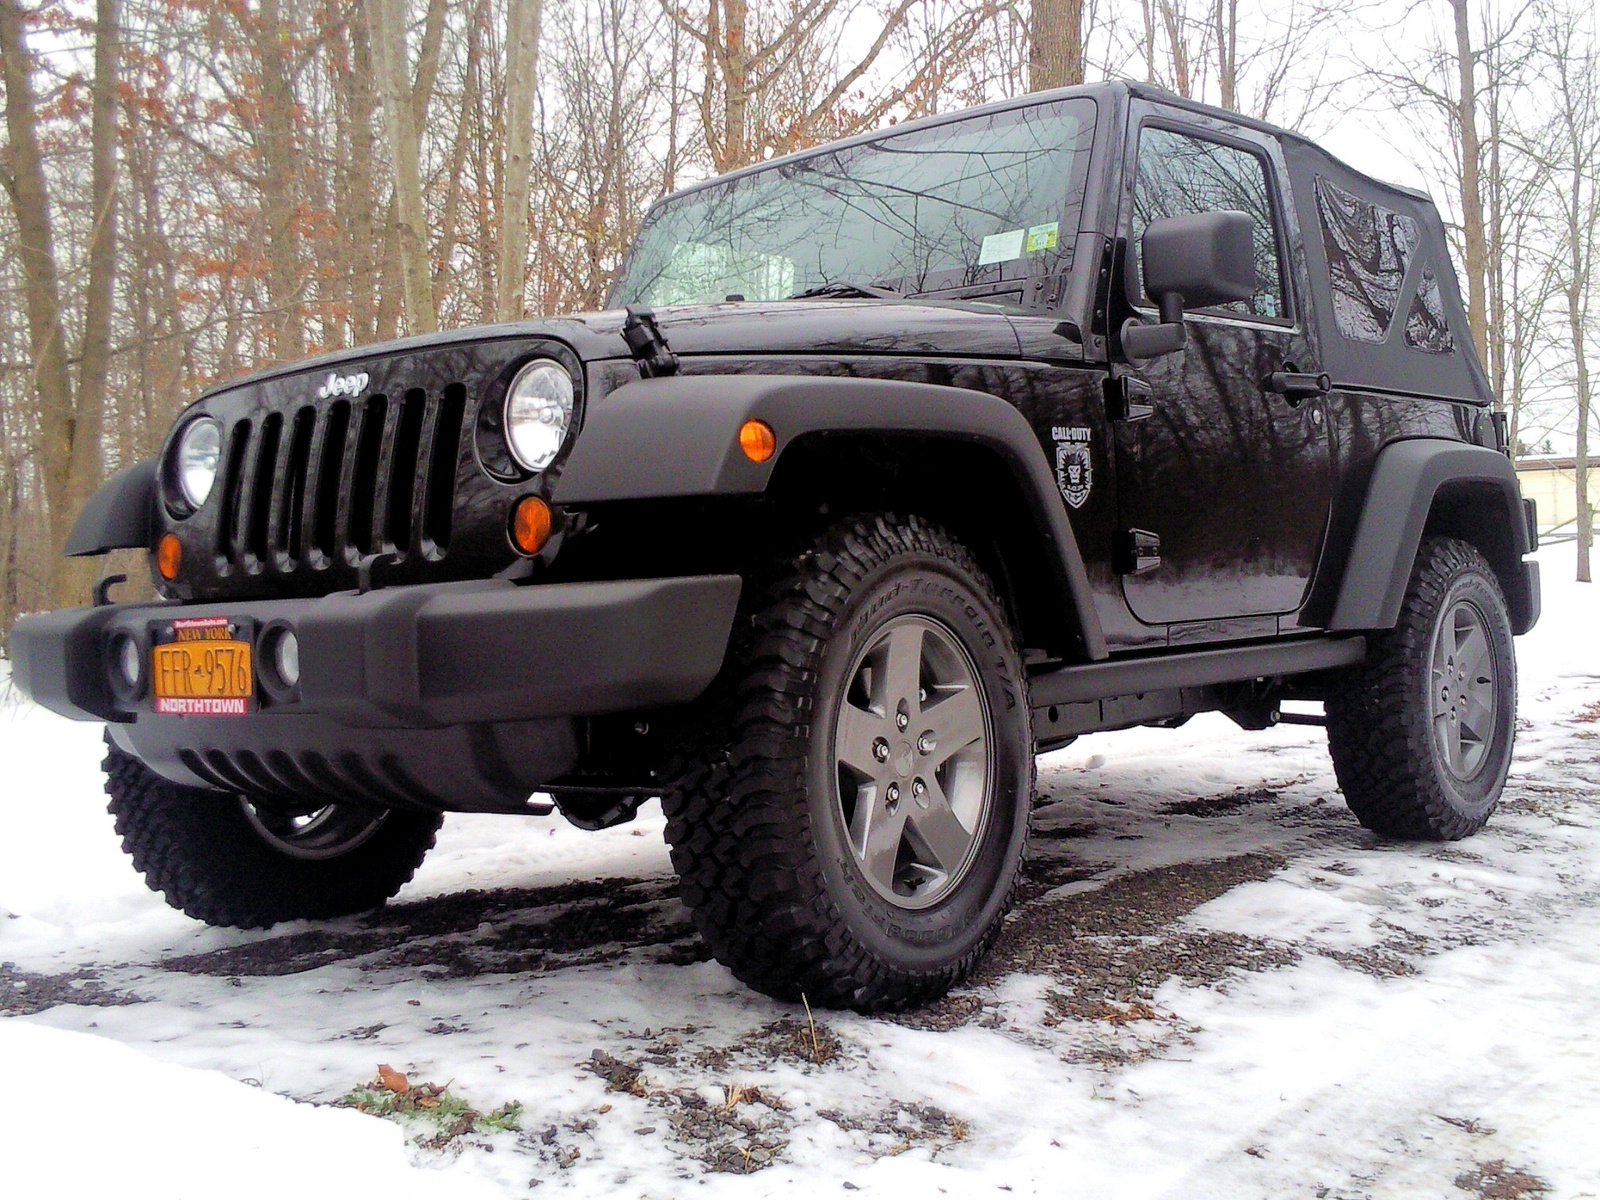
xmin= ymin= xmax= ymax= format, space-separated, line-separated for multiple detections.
xmin=11 ymin=81 xmax=1539 ymax=1012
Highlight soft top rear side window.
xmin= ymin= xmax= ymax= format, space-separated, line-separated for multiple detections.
xmin=1314 ymin=175 xmax=1456 ymax=355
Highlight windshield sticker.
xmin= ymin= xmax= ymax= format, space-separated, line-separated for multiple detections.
xmin=1026 ymin=222 xmax=1060 ymax=253
xmin=978 ymin=228 xmax=1025 ymax=265
xmin=1052 ymin=426 xmax=1093 ymax=508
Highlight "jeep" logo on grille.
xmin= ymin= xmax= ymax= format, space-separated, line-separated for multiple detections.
xmin=316 ymin=371 xmax=369 ymax=399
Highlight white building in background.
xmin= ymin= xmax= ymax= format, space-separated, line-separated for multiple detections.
xmin=1516 ymin=457 xmax=1597 ymax=539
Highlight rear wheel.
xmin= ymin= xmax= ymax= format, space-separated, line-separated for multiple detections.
xmin=664 ymin=513 xmax=1033 ymax=1011
xmin=104 ymin=736 xmax=441 ymax=928
xmin=1326 ymin=537 xmax=1517 ymax=840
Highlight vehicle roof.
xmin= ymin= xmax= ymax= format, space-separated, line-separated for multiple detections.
xmin=649 ymin=79 xmax=1433 ymax=211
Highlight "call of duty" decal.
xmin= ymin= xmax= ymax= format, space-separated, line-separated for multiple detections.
xmin=1052 ymin=426 xmax=1093 ymax=508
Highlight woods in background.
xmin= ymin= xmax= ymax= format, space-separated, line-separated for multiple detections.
xmin=0 ymin=0 xmax=1596 ymax=631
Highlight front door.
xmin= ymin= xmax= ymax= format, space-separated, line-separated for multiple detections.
xmin=1113 ymin=111 xmax=1334 ymax=631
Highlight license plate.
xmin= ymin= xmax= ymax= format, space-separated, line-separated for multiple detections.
xmin=151 ymin=616 xmax=254 ymax=715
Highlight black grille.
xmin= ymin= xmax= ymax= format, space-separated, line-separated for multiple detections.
xmin=212 ymin=384 xmax=467 ymax=573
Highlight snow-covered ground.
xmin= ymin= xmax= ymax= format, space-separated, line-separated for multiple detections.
xmin=3 ymin=545 xmax=1597 ymax=1200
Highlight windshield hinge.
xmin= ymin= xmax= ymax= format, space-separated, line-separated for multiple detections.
xmin=622 ymin=306 xmax=679 ymax=378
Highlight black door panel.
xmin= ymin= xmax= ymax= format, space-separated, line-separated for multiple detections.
xmin=1114 ymin=110 xmax=1335 ymax=628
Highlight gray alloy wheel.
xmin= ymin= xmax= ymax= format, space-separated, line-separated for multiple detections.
xmin=239 ymin=799 xmax=391 ymax=862
xmin=1429 ymin=598 xmax=1498 ymax=782
xmin=832 ymin=615 xmax=993 ymax=910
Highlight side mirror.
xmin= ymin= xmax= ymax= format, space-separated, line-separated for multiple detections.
xmin=1121 ymin=210 xmax=1258 ymax=360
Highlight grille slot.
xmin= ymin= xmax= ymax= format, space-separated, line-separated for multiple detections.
xmin=215 ymin=419 xmax=252 ymax=565
xmin=277 ymin=407 xmax=315 ymax=564
xmin=386 ymin=388 xmax=427 ymax=554
xmin=348 ymin=395 xmax=388 ymax=557
xmin=423 ymin=383 xmax=466 ymax=552
xmin=245 ymin=412 xmax=282 ymax=567
xmin=312 ymin=400 xmax=350 ymax=562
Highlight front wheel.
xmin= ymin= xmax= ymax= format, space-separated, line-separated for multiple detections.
xmin=105 ymin=737 xmax=442 ymax=928
xmin=664 ymin=513 xmax=1033 ymax=1012
xmin=1326 ymin=537 xmax=1517 ymax=840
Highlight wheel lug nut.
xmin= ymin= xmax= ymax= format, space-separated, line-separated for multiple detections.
xmin=896 ymin=711 xmax=909 ymax=731
xmin=912 ymin=778 xmax=926 ymax=798
xmin=886 ymin=783 xmax=900 ymax=812
xmin=873 ymin=738 xmax=890 ymax=762
xmin=917 ymin=733 xmax=935 ymax=754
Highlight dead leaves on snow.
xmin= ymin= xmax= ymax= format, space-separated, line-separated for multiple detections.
xmin=339 ymin=1065 xmax=523 ymax=1151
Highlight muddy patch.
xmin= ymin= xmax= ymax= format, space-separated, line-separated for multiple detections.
xmin=159 ymin=875 xmax=704 ymax=979
xmin=1161 ymin=787 xmax=1280 ymax=817
xmin=0 ymin=961 xmax=141 ymax=1016
xmin=1454 ymin=1159 xmax=1551 ymax=1199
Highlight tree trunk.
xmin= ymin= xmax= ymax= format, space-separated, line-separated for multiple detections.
xmin=256 ymin=0 xmax=306 ymax=360
xmin=1156 ymin=0 xmax=1191 ymax=98
xmin=721 ymin=0 xmax=750 ymax=171
xmin=1567 ymin=166 xmax=1593 ymax=585
xmin=368 ymin=0 xmax=439 ymax=333
xmin=1450 ymin=0 xmax=1489 ymax=363
xmin=1215 ymin=0 xmax=1238 ymax=110
xmin=496 ymin=0 xmax=544 ymax=320
xmin=1030 ymin=0 xmax=1084 ymax=91
xmin=342 ymin=0 xmax=381 ymax=343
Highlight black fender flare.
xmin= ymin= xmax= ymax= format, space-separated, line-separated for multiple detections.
xmin=554 ymin=374 xmax=1108 ymax=660
xmin=1327 ymin=438 xmax=1538 ymax=635
xmin=63 ymin=457 xmax=159 ymax=556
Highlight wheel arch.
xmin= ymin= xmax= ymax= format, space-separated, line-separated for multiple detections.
xmin=555 ymin=374 xmax=1108 ymax=660
xmin=1325 ymin=438 xmax=1539 ymax=636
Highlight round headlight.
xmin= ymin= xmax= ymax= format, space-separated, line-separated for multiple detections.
xmin=503 ymin=360 xmax=574 ymax=472
xmin=175 ymin=418 xmax=222 ymax=508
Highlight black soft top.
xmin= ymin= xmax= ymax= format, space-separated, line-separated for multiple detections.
xmin=1280 ymin=136 xmax=1491 ymax=405
xmin=1120 ymin=83 xmax=1491 ymax=405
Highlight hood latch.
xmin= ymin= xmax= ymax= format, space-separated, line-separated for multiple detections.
xmin=621 ymin=306 xmax=679 ymax=378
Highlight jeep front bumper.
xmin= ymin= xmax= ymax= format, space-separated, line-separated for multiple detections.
xmin=9 ymin=576 xmax=741 ymax=811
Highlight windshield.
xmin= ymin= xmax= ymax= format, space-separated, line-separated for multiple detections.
xmin=612 ymin=98 xmax=1097 ymax=310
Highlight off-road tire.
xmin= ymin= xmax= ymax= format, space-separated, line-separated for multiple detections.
xmin=663 ymin=513 xmax=1033 ymax=1012
xmin=104 ymin=736 xmax=442 ymax=928
xmin=1326 ymin=536 xmax=1516 ymax=840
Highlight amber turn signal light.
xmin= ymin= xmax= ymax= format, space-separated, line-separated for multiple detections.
xmin=738 ymin=419 xmax=776 ymax=463
xmin=156 ymin=533 xmax=183 ymax=580
xmin=511 ymin=495 xmax=553 ymax=555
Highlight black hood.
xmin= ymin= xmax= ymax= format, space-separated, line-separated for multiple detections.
xmin=197 ymin=299 xmax=1025 ymax=403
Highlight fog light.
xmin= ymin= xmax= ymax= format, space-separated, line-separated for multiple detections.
xmin=273 ymin=630 xmax=301 ymax=688
xmin=511 ymin=496 xmax=553 ymax=555
xmin=738 ymin=419 xmax=776 ymax=463
xmin=157 ymin=533 xmax=182 ymax=580
xmin=115 ymin=635 xmax=142 ymax=689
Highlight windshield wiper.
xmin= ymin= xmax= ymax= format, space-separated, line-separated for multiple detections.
xmin=787 ymin=280 xmax=903 ymax=300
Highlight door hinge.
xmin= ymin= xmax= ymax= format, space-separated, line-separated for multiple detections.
xmin=1106 ymin=375 xmax=1154 ymax=422
xmin=1117 ymin=528 xmax=1162 ymax=575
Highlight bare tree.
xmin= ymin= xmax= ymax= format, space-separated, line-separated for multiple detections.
xmin=661 ymin=0 xmax=932 ymax=172
xmin=0 ymin=0 xmax=120 ymax=605
xmin=1537 ymin=1 xmax=1598 ymax=581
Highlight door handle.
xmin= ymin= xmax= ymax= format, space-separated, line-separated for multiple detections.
xmin=1263 ymin=370 xmax=1331 ymax=404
